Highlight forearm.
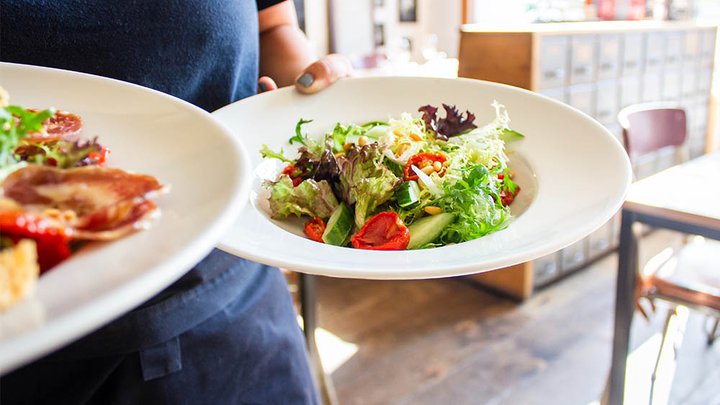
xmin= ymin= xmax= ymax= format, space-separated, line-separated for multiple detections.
xmin=258 ymin=3 xmax=316 ymax=87
xmin=259 ymin=25 xmax=316 ymax=87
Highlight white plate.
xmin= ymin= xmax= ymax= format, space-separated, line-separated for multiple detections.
xmin=213 ymin=76 xmax=631 ymax=280
xmin=0 ymin=63 xmax=251 ymax=374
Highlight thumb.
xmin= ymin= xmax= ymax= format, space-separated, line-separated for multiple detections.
xmin=295 ymin=54 xmax=353 ymax=94
xmin=258 ymin=76 xmax=278 ymax=93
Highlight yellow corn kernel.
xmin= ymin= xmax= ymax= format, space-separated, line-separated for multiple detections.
xmin=421 ymin=165 xmax=435 ymax=175
xmin=433 ymin=161 xmax=443 ymax=171
xmin=424 ymin=206 xmax=443 ymax=215
xmin=409 ymin=132 xmax=422 ymax=142
xmin=343 ymin=143 xmax=353 ymax=151
xmin=358 ymin=135 xmax=368 ymax=146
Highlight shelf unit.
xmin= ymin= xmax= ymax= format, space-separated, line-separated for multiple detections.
xmin=458 ymin=21 xmax=717 ymax=299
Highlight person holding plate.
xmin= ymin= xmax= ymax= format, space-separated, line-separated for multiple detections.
xmin=0 ymin=1 xmax=350 ymax=403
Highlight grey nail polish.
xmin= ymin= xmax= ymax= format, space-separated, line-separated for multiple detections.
xmin=258 ymin=81 xmax=268 ymax=92
xmin=297 ymin=73 xmax=314 ymax=88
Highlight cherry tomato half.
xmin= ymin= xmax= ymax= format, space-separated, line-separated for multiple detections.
xmin=304 ymin=217 xmax=326 ymax=243
xmin=0 ymin=211 xmax=72 ymax=273
xmin=351 ymin=211 xmax=409 ymax=250
xmin=282 ymin=164 xmax=304 ymax=187
xmin=403 ymin=152 xmax=447 ymax=181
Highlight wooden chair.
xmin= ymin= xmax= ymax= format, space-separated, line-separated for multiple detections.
xmin=617 ymin=103 xmax=720 ymax=400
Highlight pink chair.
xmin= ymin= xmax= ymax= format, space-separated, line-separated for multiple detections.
xmin=617 ymin=103 xmax=719 ymax=401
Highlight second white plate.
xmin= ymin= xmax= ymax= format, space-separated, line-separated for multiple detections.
xmin=213 ymin=76 xmax=631 ymax=279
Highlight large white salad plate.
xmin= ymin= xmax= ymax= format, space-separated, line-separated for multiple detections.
xmin=0 ymin=63 xmax=251 ymax=374
xmin=214 ymin=76 xmax=632 ymax=280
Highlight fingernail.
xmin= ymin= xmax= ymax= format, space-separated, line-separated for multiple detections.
xmin=258 ymin=82 xmax=268 ymax=92
xmin=297 ymin=73 xmax=314 ymax=88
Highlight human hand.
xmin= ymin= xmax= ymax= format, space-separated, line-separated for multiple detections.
xmin=258 ymin=54 xmax=353 ymax=94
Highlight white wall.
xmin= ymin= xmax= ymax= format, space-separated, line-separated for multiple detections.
xmin=326 ymin=0 xmax=462 ymax=63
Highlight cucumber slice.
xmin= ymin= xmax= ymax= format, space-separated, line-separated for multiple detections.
xmin=395 ymin=181 xmax=420 ymax=208
xmin=407 ymin=212 xmax=455 ymax=249
xmin=363 ymin=124 xmax=390 ymax=139
xmin=322 ymin=203 xmax=353 ymax=246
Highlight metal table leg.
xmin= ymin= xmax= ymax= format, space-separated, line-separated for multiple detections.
xmin=608 ymin=210 xmax=639 ymax=405
xmin=299 ymin=273 xmax=338 ymax=405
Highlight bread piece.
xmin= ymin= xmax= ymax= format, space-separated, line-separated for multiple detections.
xmin=0 ymin=240 xmax=40 ymax=311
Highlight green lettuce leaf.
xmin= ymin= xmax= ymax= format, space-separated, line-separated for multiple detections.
xmin=268 ymin=176 xmax=339 ymax=219
xmin=337 ymin=143 xmax=401 ymax=227
xmin=436 ymin=164 xmax=511 ymax=243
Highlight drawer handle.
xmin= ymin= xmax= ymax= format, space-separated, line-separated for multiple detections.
xmin=597 ymin=110 xmax=610 ymax=119
xmin=574 ymin=66 xmax=590 ymax=75
xmin=648 ymin=58 xmax=661 ymax=66
xmin=544 ymin=68 xmax=565 ymax=80
xmin=625 ymin=61 xmax=637 ymax=68
xmin=600 ymin=62 xmax=615 ymax=71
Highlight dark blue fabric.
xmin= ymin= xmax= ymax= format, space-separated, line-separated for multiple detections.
xmin=1 ymin=261 xmax=318 ymax=404
xmin=0 ymin=1 xmax=318 ymax=403
xmin=0 ymin=0 xmax=277 ymax=112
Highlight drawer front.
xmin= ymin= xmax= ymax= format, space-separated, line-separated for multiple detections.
xmin=662 ymin=69 xmax=681 ymax=101
xmin=570 ymin=35 xmax=597 ymax=84
xmin=681 ymin=69 xmax=698 ymax=101
xmin=664 ymin=31 xmax=683 ymax=70
xmin=533 ymin=253 xmax=560 ymax=288
xmin=701 ymin=28 xmax=717 ymax=59
xmin=619 ymin=75 xmax=641 ymax=108
xmin=538 ymin=35 xmax=570 ymax=89
xmin=642 ymin=73 xmax=663 ymax=102
xmin=698 ymin=68 xmax=713 ymax=98
xmin=568 ymin=83 xmax=595 ymax=116
xmin=622 ymin=32 xmax=644 ymax=76
xmin=560 ymin=238 xmax=588 ymax=272
xmin=683 ymin=29 xmax=701 ymax=60
xmin=595 ymin=80 xmax=619 ymax=125
xmin=597 ymin=34 xmax=621 ymax=80
xmin=588 ymin=219 xmax=613 ymax=259
xmin=644 ymin=32 xmax=666 ymax=73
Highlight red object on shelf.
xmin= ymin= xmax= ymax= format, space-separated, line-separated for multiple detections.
xmin=597 ymin=0 xmax=616 ymax=20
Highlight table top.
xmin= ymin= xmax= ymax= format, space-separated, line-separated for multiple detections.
xmin=624 ymin=151 xmax=720 ymax=230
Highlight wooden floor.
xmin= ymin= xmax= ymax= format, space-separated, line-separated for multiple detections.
xmin=313 ymin=231 xmax=720 ymax=405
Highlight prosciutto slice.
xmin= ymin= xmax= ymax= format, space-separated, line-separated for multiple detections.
xmin=2 ymin=165 xmax=164 ymax=240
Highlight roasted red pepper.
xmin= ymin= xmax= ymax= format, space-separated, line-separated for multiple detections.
xmin=282 ymin=164 xmax=304 ymax=187
xmin=304 ymin=217 xmax=326 ymax=243
xmin=351 ymin=211 xmax=409 ymax=250
xmin=497 ymin=172 xmax=520 ymax=206
xmin=403 ymin=152 xmax=448 ymax=181
xmin=0 ymin=211 xmax=72 ymax=273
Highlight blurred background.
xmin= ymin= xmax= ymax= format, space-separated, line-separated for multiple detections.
xmin=288 ymin=1 xmax=720 ymax=404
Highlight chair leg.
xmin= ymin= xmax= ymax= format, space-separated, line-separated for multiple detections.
xmin=650 ymin=308 xmax=677 ymax=405
xmin=707 ymin=317 xmax=719 ymax=347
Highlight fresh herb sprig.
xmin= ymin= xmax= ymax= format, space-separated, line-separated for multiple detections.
xmin=0 ymin=105 xmax=55 ymax=168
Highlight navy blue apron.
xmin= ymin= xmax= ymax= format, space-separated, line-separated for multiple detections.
xmin=0 ymin=1 xmax=318 ymax=403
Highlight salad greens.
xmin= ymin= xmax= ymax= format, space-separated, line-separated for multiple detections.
xmin=260 ymin=102 xmax=524 ymax=249
xmin=1 ymin=104 xmax=106 ymax=180
xmin=1 ymin=105 xmax=55 ymax=177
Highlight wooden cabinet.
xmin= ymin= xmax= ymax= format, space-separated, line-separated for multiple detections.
xmin=458 ymin=21 xmax=717 ymax=299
